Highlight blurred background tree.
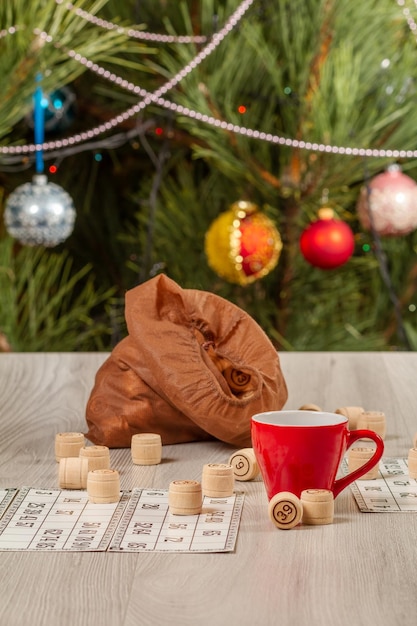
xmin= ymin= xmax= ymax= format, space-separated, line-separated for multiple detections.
xmin=1 ymin=0 xmax=417 ymax=352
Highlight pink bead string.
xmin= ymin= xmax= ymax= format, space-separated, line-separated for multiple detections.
xmin=0 ymin=0 xmax=254 ymax=155
xmin=397 ymin=0 xmax=417 ymax=34
xmin=0 ymin=25 xmax=22 ymax=39
xmin=54 ymin=0 xmax=208 ymax=43
xmin=1 ymin=0 xmax=417 ymax=160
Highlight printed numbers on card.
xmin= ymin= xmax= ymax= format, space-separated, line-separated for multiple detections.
xmin=168 ymin=523 xmax=188 ymax=529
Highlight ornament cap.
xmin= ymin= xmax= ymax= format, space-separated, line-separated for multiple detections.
xmin=386 ymin=163 xmax=401 ymax=174
xmin=32 ymin=174 xmax=48 ymax=186
xmin=317 ymin=207 xmax=335 ymax=221
xmin=231 ymin=200 xmax=257 ymax=217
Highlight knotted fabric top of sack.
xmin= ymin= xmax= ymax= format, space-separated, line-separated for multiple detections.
xmin=85 ymin=274 xmax=287 ymax=448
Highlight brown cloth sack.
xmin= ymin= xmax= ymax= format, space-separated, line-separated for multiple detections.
xmin=85 ymin=274 xmax=287 ymax=448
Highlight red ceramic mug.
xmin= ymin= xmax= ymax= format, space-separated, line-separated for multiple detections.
xmin=251 ymin=410 xmax=384 ymax=500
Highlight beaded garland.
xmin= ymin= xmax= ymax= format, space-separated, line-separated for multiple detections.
xmin=1 ymin=0 xmax=417 ymax=161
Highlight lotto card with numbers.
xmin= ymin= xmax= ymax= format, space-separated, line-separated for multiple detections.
xmin=109 ymin=488 xmax=244 ymax=553
xmin=0 ymin=487 xmax=244 ymax=553
xmin=347 ymin=458 xmax=417 ymax=512
xmin=0 ymin=487 xmax=129 ymax=551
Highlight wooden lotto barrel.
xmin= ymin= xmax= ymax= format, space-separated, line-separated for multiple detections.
xmin=408 ymin=448 xmax=417 ymax=479
xmin=168 ymin=480 xmax=202 ymax=515
xmin=268 ymin=491 xmax=303 ymax=530
xmin=202 ymin=463 xmax=234 ymax=498
xmin=79 ymin=445 xmax=110 ymax=471
xmin=131 ymin=433 xmax=162 ymax=465
xmin=356 ymin=410 xmax=386 ymax=440
xmin=87 ymin=469 xmax=120 ymax=503
xmin=334 ymin=406 xmax=364 ymax=431
xmin=300 ymin=489 xmax=334 ymax=525
xmin=228 ymin=448 xmax=259 ymax=481
xmin=348 ymin=447 xmax=380 ymax=480
xmin=59 ymin=457 xmax=89 ymax=489
xmin=55 ymin=432 xmax=85 ymax=461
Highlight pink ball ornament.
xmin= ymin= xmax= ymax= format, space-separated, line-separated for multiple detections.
xmin=356 ymin=165 xmax=417 ymax=236
xmin=299 ymin=208 xmax=355 ymax=270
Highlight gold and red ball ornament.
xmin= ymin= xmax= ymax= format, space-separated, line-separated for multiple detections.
xmin=356 ymin=164 xmax=417 ymax=236
xmin=299 ymin=208 xmax=355 ymax=270
xmin=205 ymin=200 xmax=282 ymax=285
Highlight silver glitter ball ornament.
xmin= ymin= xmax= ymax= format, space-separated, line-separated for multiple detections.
xmin=4 ymin=174 xmax=76 ymax=246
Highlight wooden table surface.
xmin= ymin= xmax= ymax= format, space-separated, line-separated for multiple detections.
xmin=1 ymin=351 xmax=417 ymax=626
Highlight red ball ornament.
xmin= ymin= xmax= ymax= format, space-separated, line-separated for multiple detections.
xmin=299 ymin=208 xmax=355 ymax=269
xmin=356 ymin=164 xmax=417 ymax=236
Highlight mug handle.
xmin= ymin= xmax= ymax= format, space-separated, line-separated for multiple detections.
xmin=332 ymin=429 xmax=384 ymax=498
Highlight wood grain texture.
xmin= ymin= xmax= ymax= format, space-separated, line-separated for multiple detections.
xmin=1 ymin=352 xmax=417 ymax=626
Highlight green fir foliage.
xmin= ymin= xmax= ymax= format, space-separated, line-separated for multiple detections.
xmin=0 ymin=235 xmax=115 ymax=351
